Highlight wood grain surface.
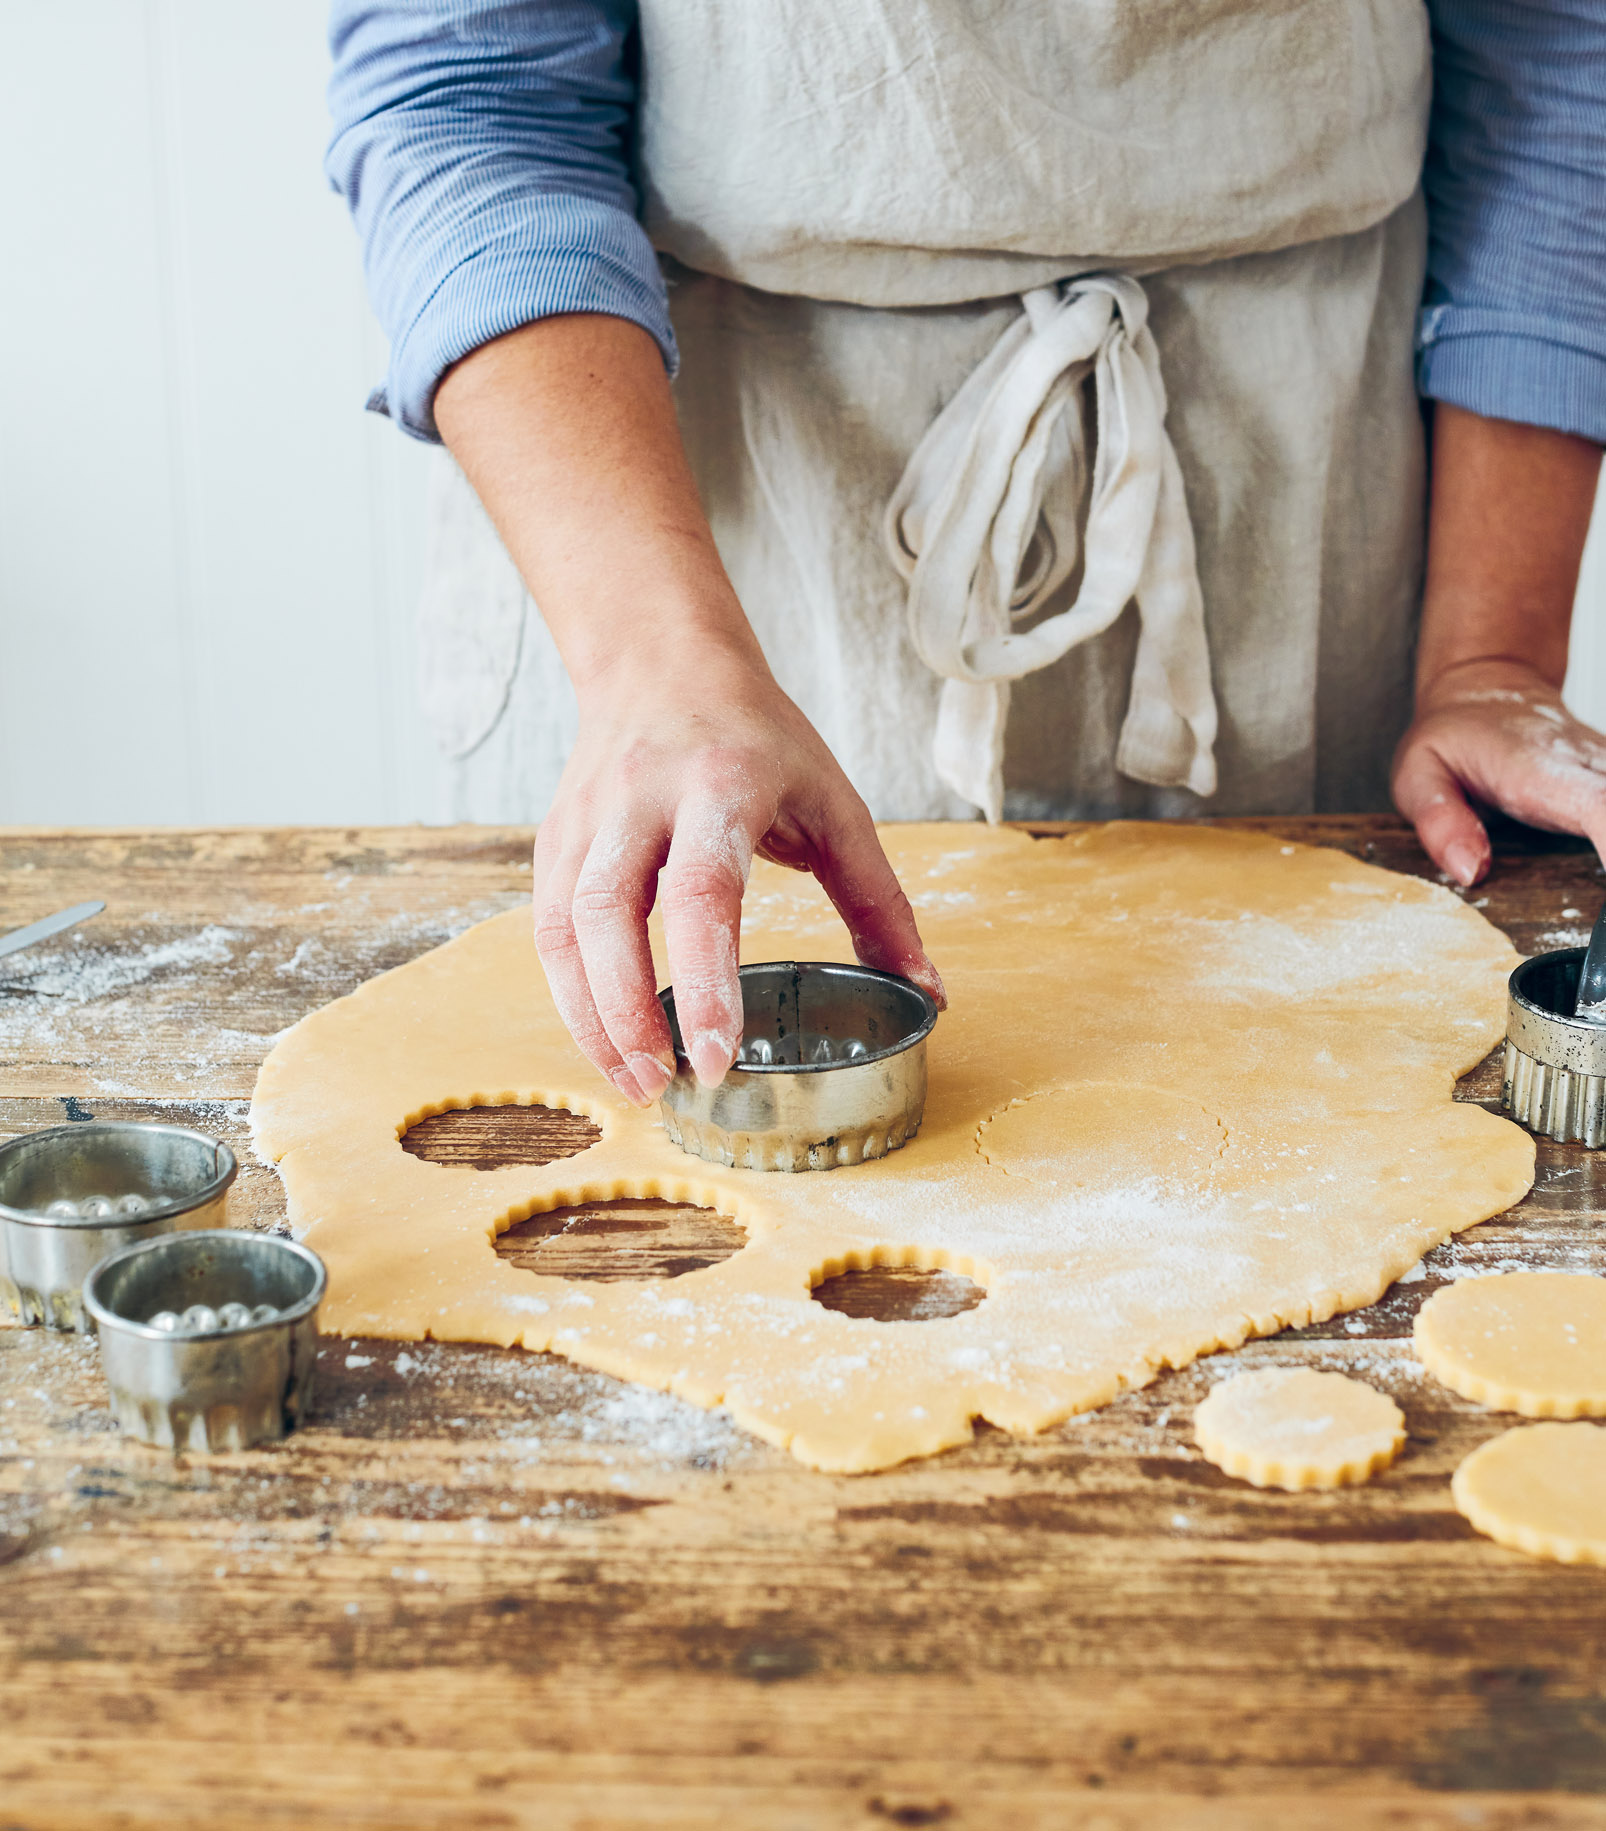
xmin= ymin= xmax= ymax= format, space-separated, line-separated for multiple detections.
xmin=2 ymin=817 xmax=1605 ymax=1830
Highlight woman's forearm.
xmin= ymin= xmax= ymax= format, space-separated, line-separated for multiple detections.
xmin=434 ymin=312 xmax=768 ymax=701
xmin=1415 ymin=402 xmax=1601 ymax=700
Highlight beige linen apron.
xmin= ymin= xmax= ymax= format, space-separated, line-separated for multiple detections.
xmin=429 ymin=0 xmax=1431 ymax=824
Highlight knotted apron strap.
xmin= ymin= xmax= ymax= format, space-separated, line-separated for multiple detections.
xmin=883 ymin=274 xmax=1218 ymax=822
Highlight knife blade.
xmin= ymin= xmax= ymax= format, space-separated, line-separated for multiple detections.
xmin=0 ymin=901 xmax=106 ymax=963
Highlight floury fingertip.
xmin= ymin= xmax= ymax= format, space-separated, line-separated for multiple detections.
xmin=1445 ymin=840 xmax=1489 ymax=888
xmin=608 ymin=1064 xmax=650 ymax=1105
xmin=627 ymin=1052 xmax=675 ymax=1100
xmin=910 ymin=957 xmax=948 ymax=1009
xmin=689 ymin=1031 xmax=734 ymax=1088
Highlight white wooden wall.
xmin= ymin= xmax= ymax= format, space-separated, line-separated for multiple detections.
xmin=0 ymin=1 xmax=438 ymax=827
xmin=1 ymin=2 xmax=1603 ymax=827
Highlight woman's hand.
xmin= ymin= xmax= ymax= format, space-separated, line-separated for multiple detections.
xmin=531 ymin=645 xmax=945 ymax=1105
xmin=1391 ymin=404 xmax=1605 ymax=886
xmin=1393 ymin=659 xmax=1606 ymax=886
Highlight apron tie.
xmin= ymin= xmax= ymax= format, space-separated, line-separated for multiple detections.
xmin=883 ymin=274 xmax=1218 ymax=823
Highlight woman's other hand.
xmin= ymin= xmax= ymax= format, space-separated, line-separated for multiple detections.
xmin=1394 ymin=661 xmax=1606 ymax=884
xmin=1392 ymin=404 xmax=1605 ymax=885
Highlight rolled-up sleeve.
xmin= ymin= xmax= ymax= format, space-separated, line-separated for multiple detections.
xmin=1419 ymin=0 xmax=1606 ymax=443
xmin=327 ymin=0 xmax=674 ymax=443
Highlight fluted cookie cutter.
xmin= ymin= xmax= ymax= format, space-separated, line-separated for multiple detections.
xmin=84 ymin=1230 xmax=326 ymax=1453
xmin=658 ymin=961 xmax=938 ymax=1172
xmin=0 ymin=1122 xmax=237 ymax=1331
xmin=1504 ymin=900 xmax=1606 ymax=1146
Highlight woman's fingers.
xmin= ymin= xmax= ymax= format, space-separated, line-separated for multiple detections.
xmin=1392 ymin=735 xmax=1491 ymax=887
xmin=810 ymin=794 xmax=947 ymax=1008
xmin=659 ymin=800 xmax=754 ymax=1086
xmin=533 ymin=842 xmax=647 ymax=1104
xmin=571 ymin=817 xmax=676 ymax=1101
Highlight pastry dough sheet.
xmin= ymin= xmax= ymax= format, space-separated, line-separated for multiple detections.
xmin=251 ymin=824 xmax=1533 ymax=1472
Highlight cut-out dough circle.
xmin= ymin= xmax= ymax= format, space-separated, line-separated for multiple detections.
xmin=1453 ymin=1422 xmax=1606 ymax=1565
xmin=1194 ymin=1367 xmax=1406 ymax=1490
xmin=1414 ymin=1272 xmax=1606 ymax=1417
xmin=251 ymin=823 xmax=1533 ymax=1473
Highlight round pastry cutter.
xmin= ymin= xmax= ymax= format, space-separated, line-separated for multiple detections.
xmin=1504 ymin=897 xmax=1606 ymax=1146
xmin=0 ymin=1122 xmax=237 ymax=1332
xmin=658 ymin=961 xmax=937 ymax=1171
xmin=85 ymin=1230 xmax=327 ymax=1453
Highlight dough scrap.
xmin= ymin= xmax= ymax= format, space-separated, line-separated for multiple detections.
xmin=1413 ymin=1273 xmax=1606 ymax=1417
xmin=1452 ymin=1422 xmax=1606 ymax=1565
xmin=251 ymin=823 xmax=1533 ymax=1473
xmin=1194 ymin=1367 xmax=1406 ymax=1489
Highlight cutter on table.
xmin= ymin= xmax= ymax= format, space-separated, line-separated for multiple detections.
xmin=1503 ymin=898 xmax=1606 ymax=1146
xmin=0 ymin=1122 xmax=237 ymax=1331
xmin=657 ymin=961 xmax=938 ymax=1171
xmin=84 ymin=1229 xmax=326 ymax=1453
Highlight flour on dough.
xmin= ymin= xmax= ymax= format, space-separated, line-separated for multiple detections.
xmin=251 ymin=824 xmax=1533 ymax=1473
xmin=1194 ymin=1366 xmax=1405 ymax=1490
xmin=1453 ymin=1422 xmax=1606 ymax=1565
xmin=1415 ymin=1272 xmax=1606 ymax=1417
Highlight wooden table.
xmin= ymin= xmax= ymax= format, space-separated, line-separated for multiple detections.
xmin=3 ymin=818 xmax=1605 ymax=1830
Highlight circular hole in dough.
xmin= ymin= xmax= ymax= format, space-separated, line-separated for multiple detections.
xmin=400 ymin=1102 xmax=601 ymax=1170
xmin=811 ymin=1265 xmax=986 ymax=1323
xmin=496 ymin=1197 xmax=745 ymax=1283
xmin=1413 ymin=1272 xmax=1606 ymax=1417
xmin=1194 ymin=1366 xmax=1406 ymax=1490
xmin=1452 ymin=1422 xmax=1606 ymax=1566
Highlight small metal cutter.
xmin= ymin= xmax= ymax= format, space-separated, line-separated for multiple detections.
xmin=657 ymin=961 xmax=938 ymax=1172
xmin=84 ymin=1229 xmax=327 ymax=1453
xmin=1503 ymin=916 xmax=1606 ymax=1145
xmin=0 ymin=1122 xmax=237 ymax=1331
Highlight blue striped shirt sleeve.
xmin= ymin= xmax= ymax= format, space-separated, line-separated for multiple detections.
xmin=1419 ymin=0 xmax=1606 ymax=442
xmin=326 ymin=0 xmax=674 ymax=443
xmin=331 ymin=1 xmax=1606 ymax=449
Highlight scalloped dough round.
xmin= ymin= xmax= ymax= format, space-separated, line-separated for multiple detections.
xmin=1453 ymin=1422 xmax=1606 ymax=1565
xmin=1414 ymin=1273 xmax=1606 ymax=1417
xmin=251 ymin=823 xmax=1532 ymax=1473
xmin=1194 ymin=1367 xmax=1406 ymax=1489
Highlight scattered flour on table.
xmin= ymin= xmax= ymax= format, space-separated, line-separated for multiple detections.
xmin=373 ymin=1339 xmax=756 ymax=1473
xmin=0 ymin=898 xmax=519 ymax=1099
xmin=1 ymin=925 xmax=241 ymax=1006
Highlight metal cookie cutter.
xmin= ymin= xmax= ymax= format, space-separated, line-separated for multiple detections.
xmin=0 ymin=1122 xmax=237 ymax=1331
xmin=658 ymin=961 xmax=938 ymax=1172
xmin=1504 ymin=898 xmax=1606 ymax=1146
xmin=84 ymin=1230 xmax=327 ymax=1453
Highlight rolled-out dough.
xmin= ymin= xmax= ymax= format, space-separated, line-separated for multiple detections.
xmin=1453 ymin=1422 xmax=1606 ymax=1565
xmin=1414 ymin=1273 xmax=1606 ymax=1417
xmin=251 ymin=824 xmax=1533 ymax=1473
xmin=1194 ymin=1367 xmax=1406 ymax=1489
